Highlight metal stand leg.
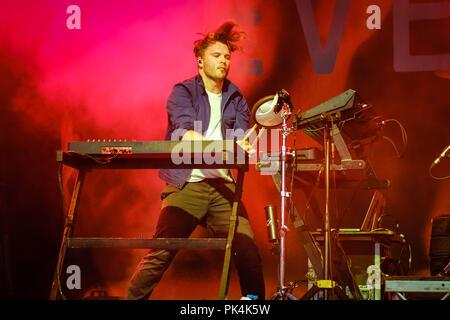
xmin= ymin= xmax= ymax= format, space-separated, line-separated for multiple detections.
xmin=300 ymin=122 xmax=350 ymax=300
xmin=219 ymin=168 xmax=245 ymax=300
xmin=50 ymin=170 xmax=85 ymax=300
xmin=323 ymin=125 xmax=331 ymax=299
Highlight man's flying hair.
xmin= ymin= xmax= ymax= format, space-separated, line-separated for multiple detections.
xmin=193 ymin=21 xmax=246 ymax=58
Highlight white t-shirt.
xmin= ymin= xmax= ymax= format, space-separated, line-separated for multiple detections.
xmin=188 ymin=89 xmax=233 ymax=182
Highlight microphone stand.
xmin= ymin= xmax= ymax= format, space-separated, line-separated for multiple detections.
xmin=271 ymin=103 xmax=297 ymax=300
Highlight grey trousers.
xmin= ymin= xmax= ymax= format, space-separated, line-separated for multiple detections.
xmin=127 ymin=179 xmax=265 ymax=299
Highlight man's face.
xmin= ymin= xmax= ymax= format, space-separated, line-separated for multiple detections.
xmin=200 ymin=41 xmax=231 ymax=81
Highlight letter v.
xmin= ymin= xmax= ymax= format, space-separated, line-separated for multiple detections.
xmin=295 ymin=0 xmax=351 ymax=74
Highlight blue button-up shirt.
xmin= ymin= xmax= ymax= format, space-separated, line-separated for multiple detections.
xmin=159 ymin=75 xmax=250 ymax=188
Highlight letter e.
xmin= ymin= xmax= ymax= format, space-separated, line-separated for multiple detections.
xmin=394 ymin=0 xmax=450 ymax=72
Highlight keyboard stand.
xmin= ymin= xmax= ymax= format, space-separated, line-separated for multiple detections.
xmin=50 ymin=147 xmax=248 ymax=300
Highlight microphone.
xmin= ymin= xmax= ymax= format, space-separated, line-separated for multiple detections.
xmin=431 ymin=145 xmax=450 ymax=168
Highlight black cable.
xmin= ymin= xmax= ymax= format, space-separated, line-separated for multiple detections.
xmin=288 ymin=132 xmax=297 ymax=223
xmin=332 ymin=141 xmax=339 ymax=229
xmin=379 ymin=119 xmax=408 ymax=158
xmin=398 ymin=239 xmax=412 ymax=274
xmin=429 ymin=163 xmax=450 ymax=180
xmin=67 ymin=151 xmax=118 ymax=164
